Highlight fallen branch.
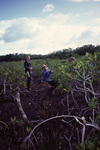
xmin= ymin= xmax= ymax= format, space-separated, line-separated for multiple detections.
xmin=15 ymin=91 xmax=29 ymax=123
xmin=22 ymin=115 xmax=100 ymax=148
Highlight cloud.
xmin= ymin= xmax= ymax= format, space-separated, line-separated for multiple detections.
xmin=2 ymin=23 xmax=33 ymax=43
xmin=42 ymin=4 xmax=54 ymax=13
xmin=79 ymin=30 xmax=92 ymax=39
xmin=0 ymin=13 xmax=100 ymax=55
xmin=0 ymin=18 xmax=39 ymax=43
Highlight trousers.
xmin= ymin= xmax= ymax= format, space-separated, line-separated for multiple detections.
xmin=27 ymin=71 xmax=31 ymax=89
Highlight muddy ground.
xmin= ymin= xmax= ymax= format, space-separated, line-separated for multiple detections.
xmin=0 ymin=74 xmax=99 ymax=150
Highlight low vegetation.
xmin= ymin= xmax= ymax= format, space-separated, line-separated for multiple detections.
xmin=0 ymin=46 xmax=100 ymax=150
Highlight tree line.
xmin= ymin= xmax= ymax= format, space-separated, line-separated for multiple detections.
xmin=0 ymin=44 xmax=100 ymax=62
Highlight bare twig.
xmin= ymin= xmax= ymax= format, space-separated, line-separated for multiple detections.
xmin=81 ymin=125 xmax=85 ymax=145
xmin=82 ymin=63 xmax=89 ymax=103
xmin=76 ymin=127 xmax=80 ymax=144
xmin=3 ymin=80 xmax=6 ymax=95
xmin=0 ymin=121 xmax=9 ymax=129
xmin=71 ymin=90 xmax=78 ymax=107
xmin=61 ymin=119 xmax=72 ymax=127
xmin=0 ymin=90 xmax=3 ymax=96
xmin=67 ymin=92 xmax=69 ymax=114
xmin=64 ymin=135 xmax=72 ymax=150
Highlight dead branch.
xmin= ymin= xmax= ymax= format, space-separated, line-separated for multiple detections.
xmin=0 ymin=121 xmax=9 ymax=129
xmin=64 ymin=135 xmax=72 ymax=150
xmin=3 ymin=80 xmax=6 ymax=95
xmin=76 ymin=127 xmax=80 ymax=144
xmin=81 ymin=125 xmax=85 ymax=146
xmin=71 ymin=90 xmax=78 ymax=107
xmin=67 ymin=92 xmax=69 ymax=114
xmin=15 ymin=91 xmax=29 ymax=123
xmin=22 ymin=115 xmax=100 ymax=148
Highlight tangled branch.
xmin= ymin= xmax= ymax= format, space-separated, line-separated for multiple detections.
xmin=22 ymin=115 xmax=100 ymax=148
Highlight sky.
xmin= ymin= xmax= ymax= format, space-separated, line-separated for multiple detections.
xmin=0 ymin=0 xmax=100 ymax=56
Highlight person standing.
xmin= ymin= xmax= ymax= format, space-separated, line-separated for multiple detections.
xmin=24 ymin=55 xmax=32 ymax=90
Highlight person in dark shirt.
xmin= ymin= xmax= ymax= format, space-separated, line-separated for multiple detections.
xmin=24 ymin=55 xmax=32 ymax=90
xmin=68 ymin=54 xmax=75 ymax=62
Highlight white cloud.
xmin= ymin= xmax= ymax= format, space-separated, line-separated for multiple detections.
xmin=79 ymin=30 xmax=92 ymax=39
xmin=42 ymin=4 xmax=54 ymax=13
xmin=0 ymin=13 xmax=100 ymax=55
xmin=0 ymin=18 xmax=40 ymax=43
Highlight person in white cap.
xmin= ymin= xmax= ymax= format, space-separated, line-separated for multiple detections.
xmin=41 ymin=64 xmax=58 ymax=93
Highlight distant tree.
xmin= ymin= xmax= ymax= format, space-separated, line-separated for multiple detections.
xmin=0 ymin=45 xmax=100 ymax=62
xmin=74 ymin=44 xmax=96 ymax=55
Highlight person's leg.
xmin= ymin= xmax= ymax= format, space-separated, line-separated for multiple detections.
xmin=26 ymin=71 xmax=31 ymax=90
xmin=27 ymin=77 xmax=31 ymax=90
xmin=27 ymin=71 xmax=31 ymax=90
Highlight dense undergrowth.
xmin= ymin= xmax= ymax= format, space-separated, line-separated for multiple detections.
xmin=0 ymin=52 xmax=100 ymax=150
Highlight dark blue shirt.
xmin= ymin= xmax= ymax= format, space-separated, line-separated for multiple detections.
xmin=24 ymin=60 xmax=31 ymax=73
xmin=43 ymin=67 xmax=51 ymax=82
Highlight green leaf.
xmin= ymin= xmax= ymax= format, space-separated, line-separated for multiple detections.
xmin=86 ymin=140 xmax=95 ymax=150
xmin=76 ymin=144 xmax=85 ymax=150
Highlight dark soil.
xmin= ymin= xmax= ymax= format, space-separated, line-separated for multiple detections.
xmin=0 ymin=74 xmax=99 ymax=150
